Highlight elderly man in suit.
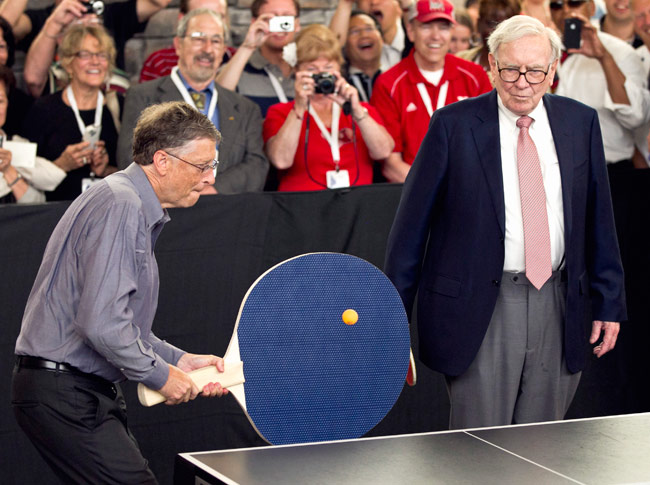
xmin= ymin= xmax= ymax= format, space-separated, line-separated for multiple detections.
xmin=118 ymin=8 xmax=268 ymax=194
xmin=385 ymin=15 xmax=626 ymax=429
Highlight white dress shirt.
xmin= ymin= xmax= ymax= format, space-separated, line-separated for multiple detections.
xmin=556 ymin=31 xmax=650 ymax=163
xmin=498 ymin=96 xmax=565 ymax=273
xmin=380 ymin=20 xmax=405 ymax=72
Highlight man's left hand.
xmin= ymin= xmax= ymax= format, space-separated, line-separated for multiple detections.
xmin=589 ymin=320 xmax=620 ymax=358
xmin=177 ymin=353 xmax=229 ymax=397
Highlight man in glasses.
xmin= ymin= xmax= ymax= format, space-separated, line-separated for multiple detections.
xmin=385 ymin=15 xmax=625 ymax=429
xmin=13 ymin=101 xmax=229 ymax=483
xmin=118 ymin=8 xmax=268 ymax=194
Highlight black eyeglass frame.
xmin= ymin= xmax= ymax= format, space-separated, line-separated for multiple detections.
xmin=496 ymin=61 xmax=551 ymax=85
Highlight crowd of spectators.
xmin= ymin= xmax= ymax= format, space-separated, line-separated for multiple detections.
xmin=0 ymin=0 xmax=648 ymax=202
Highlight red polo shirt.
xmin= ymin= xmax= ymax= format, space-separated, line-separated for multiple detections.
xmin=371 ymin=52 xmax=491 ymax=165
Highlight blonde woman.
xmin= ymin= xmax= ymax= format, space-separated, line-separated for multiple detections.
xmin=23 ymin=24 xmax=120 ymax=201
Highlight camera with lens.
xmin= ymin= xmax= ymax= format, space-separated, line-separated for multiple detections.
xmin=312 ymin=72 xmax=336 ymax=95
xmin=82 ymin=0 xmax=105 ymax=16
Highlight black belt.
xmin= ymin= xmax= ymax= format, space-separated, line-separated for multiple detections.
xmin=15 ymin=355 xmax=118 ymax=400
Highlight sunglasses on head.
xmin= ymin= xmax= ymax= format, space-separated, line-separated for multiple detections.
xmin=549 ymin=0 xmax=588 ymax=10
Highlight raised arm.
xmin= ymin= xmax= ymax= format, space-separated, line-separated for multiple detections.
xmin=135 ymin=0 xmax=173 ymax=23
xmin=0 ymin=0 xmax=31 ymax=40
xmin=23 ymin=0 xmax=87 ymax=97
xmin=329 ymin=0 xmax=355 ymax=45
xmin=265 ymin=70 xmax=313 ymax=169
xmin=216 ymin=13 xmax=273 ymax=90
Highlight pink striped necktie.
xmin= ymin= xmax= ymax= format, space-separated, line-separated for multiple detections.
xmin=516 ymin=115 xmax=552 ymax=290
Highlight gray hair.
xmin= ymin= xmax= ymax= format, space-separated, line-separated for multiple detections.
xmin=487 ymin=15 xmax=562 ymax=64
xmin=176 ymin=7 xmax=229 ymax=41
xmin=132 ymin=101 xmax=220 ymax=166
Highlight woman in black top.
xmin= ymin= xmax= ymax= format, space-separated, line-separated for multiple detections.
xmin=23 ymin=23 xmax=119 ymax=201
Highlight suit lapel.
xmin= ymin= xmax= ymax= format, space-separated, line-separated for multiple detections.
xmin=158 ymin=76 xmax=186 ymax=103
xmin=472 ymin=90 xmax=506 ymax=237
xmin=215 ymin=85 xmax=238 ymax=161
xmin=544 ymin=94 xmax=574 ymax=243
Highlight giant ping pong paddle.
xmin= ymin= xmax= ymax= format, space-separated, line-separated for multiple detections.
xmin=138 ymin=252 xmax=410 ymax=445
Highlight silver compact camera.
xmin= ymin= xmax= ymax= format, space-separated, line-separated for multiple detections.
xmin=269 ymin=16 xmax=295 ymax=33
xmin=82 ymin=0 xmax=105 ymax=16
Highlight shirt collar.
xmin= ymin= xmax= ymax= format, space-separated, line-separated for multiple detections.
xmin=497 ymin=93 xmax=548 ymax=132
xmin=249 ymin=49 xmax=272 ymax=70
xmin=391 ymin=20 xmax=405 ymax=52
xmin=176 ymin=68 xmax=215 ymax=95
xmin=124 ymin=163 xmax=170 ymax=229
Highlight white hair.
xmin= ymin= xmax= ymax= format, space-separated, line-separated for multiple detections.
xmin=487 ymin=15 xmax=562 ymax=64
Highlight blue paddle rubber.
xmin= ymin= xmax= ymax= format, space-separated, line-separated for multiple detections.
xmin=237 ymin=253 xmax=410 ymax=445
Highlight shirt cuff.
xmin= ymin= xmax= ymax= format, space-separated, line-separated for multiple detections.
xmin=141 ymin=354 xmax=171 ymax=390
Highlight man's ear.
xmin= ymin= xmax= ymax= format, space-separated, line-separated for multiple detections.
xmin=488 ymin=52 xmax=496 ymax=70
xmin=173 ymin=36 xmax=181 ymax=57
xmin=151 ymin=150 xmax=170 ymax=176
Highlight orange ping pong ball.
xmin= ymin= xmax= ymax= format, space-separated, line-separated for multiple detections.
xmin=342 ymin=309 xmax=358 ymax=325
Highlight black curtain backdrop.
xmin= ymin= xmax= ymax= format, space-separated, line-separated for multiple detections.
xmin=1 ymin=181 xmax=649 ymax=484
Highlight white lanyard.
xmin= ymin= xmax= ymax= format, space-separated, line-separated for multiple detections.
xmin=309 ymin=102 xmax=341 ymax=164
xmin=66 ymin=85 xmax=103 ymax=137
xmin=416 ymin=81 xmax=449 ymax=118
xmin=350 ymin=74 xmax=368 ymax=103
xmin=264 ymin=67 xmax=288 ymax=103
xmin=170 ymin=66 xmax=218 ymax=121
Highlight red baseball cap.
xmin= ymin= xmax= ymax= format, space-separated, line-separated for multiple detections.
xmin=409 ymin=0 xmax=457 ymax=24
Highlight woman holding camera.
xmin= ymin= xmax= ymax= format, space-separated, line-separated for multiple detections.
xmin=263 ymin=24 xmax=393 ymax=191
xmin=22 ymin=24 xmax=119 ymax=201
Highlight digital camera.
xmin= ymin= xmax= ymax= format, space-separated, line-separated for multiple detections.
xmin=269 ymin=16 xmax=295 ymax=33
xmin=82 ymin=0 xmax=105 ymax=16
xmin=312 ymin=72 xmax=336 ymax=95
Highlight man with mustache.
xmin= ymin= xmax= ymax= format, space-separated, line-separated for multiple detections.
xmin=370 ymin=0 xmax=491 ymax=183
xmin=117 ymin=8 xmax=268 ymax=194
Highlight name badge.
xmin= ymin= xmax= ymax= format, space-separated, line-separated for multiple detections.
xmin=326 ymin=169 xmax=350 ymax=189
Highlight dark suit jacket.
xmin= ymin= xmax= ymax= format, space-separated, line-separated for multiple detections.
xmin=385 ymin=90 xmax=627 ymax=377
xmin=117 ymin=77 xmax=268 ymax=194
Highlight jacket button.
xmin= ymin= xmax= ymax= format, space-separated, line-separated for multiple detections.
xmin=492 ymin=280 xmax=500 ymax=286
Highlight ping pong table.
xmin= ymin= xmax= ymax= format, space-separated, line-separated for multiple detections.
xmin=174 ymin=412 xmax=650 ymax=484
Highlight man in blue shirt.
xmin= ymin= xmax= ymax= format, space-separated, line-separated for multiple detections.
xmin=13 ymin=101 xmax=227 ymax=483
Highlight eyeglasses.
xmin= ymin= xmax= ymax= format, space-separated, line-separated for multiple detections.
xmin=496 ymin=62 xmax=550 ymax=85
xmin=185 ymin=31 xmax=224 ymax=48
xmin=74 ymin=50 xmax=109 ymax=61
xmin=549 ymin=0 xmax=588 ymax=10
xmin=348 ymin=26 xmax=379 ymax=37
xmin=165 ymin=151 xmax=219 ymax=177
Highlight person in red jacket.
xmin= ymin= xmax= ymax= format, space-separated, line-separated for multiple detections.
xmin=371 ymin=0 xmax=492 ymax=182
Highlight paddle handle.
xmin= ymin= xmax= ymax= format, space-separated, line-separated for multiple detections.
xmin=137 ymin=361 xmax=245 ymax=407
